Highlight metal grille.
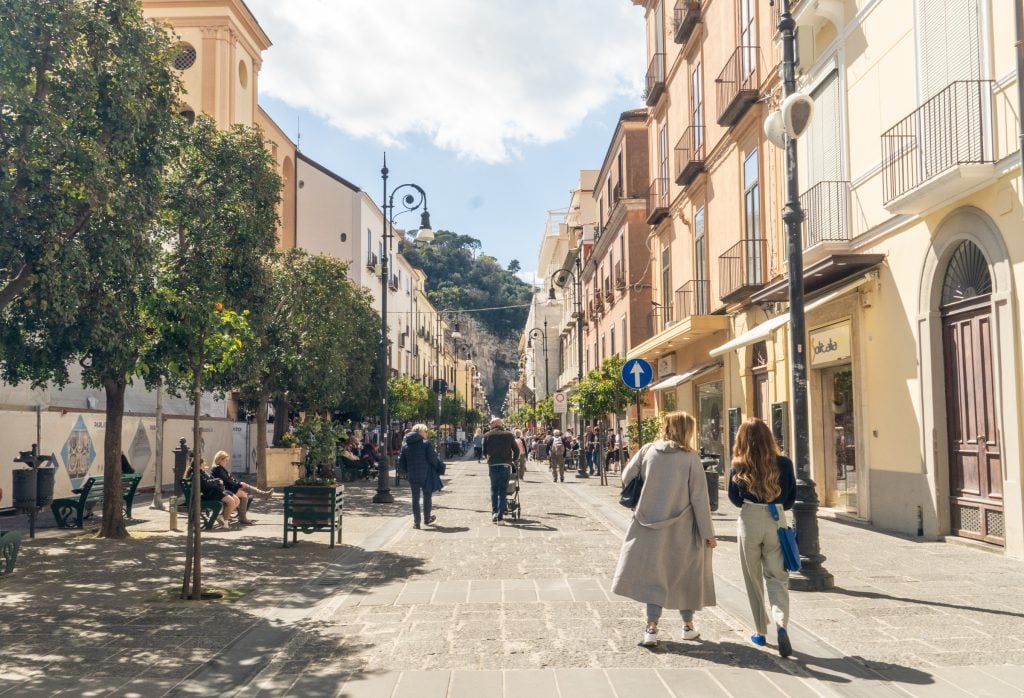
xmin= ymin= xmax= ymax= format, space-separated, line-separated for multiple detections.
xmin=956 ymin=504 xmax=981 ymax=533
xmin=986 ymin=510 xmax=1005 ymax=539
xmin=173 ymin=43 xmax=197 ymax=71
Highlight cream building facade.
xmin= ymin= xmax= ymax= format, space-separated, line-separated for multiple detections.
xmin=627 ymin=0 xmax=1024 ymax=556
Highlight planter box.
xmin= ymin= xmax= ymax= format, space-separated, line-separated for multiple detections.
xmin=283 ymin=485 xmax=343 ymax=548
xmin=265 ymin=447 xmax=305 ymax=488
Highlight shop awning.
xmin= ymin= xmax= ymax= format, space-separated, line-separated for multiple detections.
xmin=649 ymin=361 xmax=722 ymax=391
xmin=709 ymin=273 xmax=875 ymax=357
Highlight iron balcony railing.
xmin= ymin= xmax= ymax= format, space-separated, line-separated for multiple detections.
xmin=881 ymin=80 xmax=993 ymax=203
xmin=716 ymin=45 xmax=760 ymax=126
xmin=646 ymin=305 xmax=675 ymax=335
xmin=718 ymin=238 xmax=766 ymax=301
xmin=674 ymin=125 xmax=706 ymax=186
xmin=673 ymin=1 xmax=702 ymax=44
xmin=388 ymin=274 xmax=399 ymax=291
xmin=647 ymin=177 xmax=669 ymax=225
xmin=612 ymin=180 xmax=623 ymax=204
xmin=800 ymin=180 xmax=851 ymax=248
xmin=366 ymin=252 xmax=379 ymax=271
xmin=646 ymin=52 xmax=666 ymax=106
xmin=614 ymin=262 xmax=625 ymax=290
xmin=675 ymin=279 xmax=711 ymax=320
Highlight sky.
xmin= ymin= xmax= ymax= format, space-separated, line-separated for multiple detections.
xmin=245 ymin=0 xmax=646 ymax=279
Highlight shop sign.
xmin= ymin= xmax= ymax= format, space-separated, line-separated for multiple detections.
xmin=809 ymin=321 xmax=851 ymax=367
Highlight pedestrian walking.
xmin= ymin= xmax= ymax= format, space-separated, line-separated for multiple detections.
xmin=513 ymin=428 xmax=528 ymax=480
xmin=585 ymin=426 xmax=597 ymax=475
xmin=548 ymin=429 xmax=566 ymax=482
xmin=728 ymin=417 xmax=797 ymax=657
xmin=482 ymin=417 xmax=517 ymax=524
xmin=612 ymin=411 xmax=717 ymax=648
xmin=472 ymin=428 xmax=484 ymax=461
xmin=397 ymin=424 xmax=444 ymax=529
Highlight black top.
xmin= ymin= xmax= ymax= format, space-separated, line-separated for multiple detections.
xmin=483 ymin=428 xmax=517 ymax=466
xmin=728 ymin=455 xmax=797 ymax=510
xmin=211 ymin=464 xmax=241 ymax=494
xmin=397 ymin=432 xmax=443 ymax=485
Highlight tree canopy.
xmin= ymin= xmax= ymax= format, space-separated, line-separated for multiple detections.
xmin=570 ymin=356 xmax=645 ymax=421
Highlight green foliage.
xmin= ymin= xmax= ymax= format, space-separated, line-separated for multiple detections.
xmin=570 ymin=356 xmax=645 ymax=420
xmin=463 ymin=408 xmax=484 ymax=429
xmin=627 ymin=416 xmax=661 ymax=447
xmin=389 ymin=375 xmax=431 ymax=424
xmin=0 ymin=0 xmax=182 ymax=310
xmin=505 ymin=405 xmax=533 ymax=428
xmin=399 ymin=230 xmax=532 ymax=339
xmin=293 ymin=415 xmax=346 ymax=480
xmin=534 ymin=396 xmax=556 ymax=424
xmin=440 ymin=395 xmax=464 ymax=426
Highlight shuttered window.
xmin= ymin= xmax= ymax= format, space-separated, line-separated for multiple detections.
xmin=807 ymin=71 xmax=841 ymax=185
xmin=917 ymin=0 xmax=982 ymax=101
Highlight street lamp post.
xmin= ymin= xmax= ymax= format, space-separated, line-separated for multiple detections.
xmin=373 ymin=154 xmax=434 ymax=505
xmin=527 ymin=322 xmax=550 ymax=399
xmin=774 ymin=0 xmax=833 ymax=590
xmin=551 ymin=249 xmax=587 ymax=477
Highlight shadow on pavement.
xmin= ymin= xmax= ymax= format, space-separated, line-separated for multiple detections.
xmin=826 ymin=586 xmax=1024 ymax=619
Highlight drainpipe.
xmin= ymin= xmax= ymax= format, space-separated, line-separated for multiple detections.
xmin=1016 ymin=0 xmax=1024 ymax=185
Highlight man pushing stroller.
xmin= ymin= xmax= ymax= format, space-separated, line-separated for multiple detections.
xmin=482 ymin=417 xmax=517 ymax=525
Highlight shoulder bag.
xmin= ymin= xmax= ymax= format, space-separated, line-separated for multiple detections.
xmin=618 ymin=444 xmax=651 ymax=509
xmin=768 ymin=503 xmax=801 ymax=572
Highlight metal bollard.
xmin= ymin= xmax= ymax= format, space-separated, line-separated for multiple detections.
xmin=169 ymin=495 xmax=178 ymax=531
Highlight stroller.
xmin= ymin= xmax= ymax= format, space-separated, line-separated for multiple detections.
xmin=504 ymin=463 xmax=521 ymax=522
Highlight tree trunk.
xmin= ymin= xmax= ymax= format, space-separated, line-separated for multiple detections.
xmin=255 ymin=393 xmax=269 ymax=489
xmin=98 ymin=378 xmax=129 ymax=539
xmin=190 ymin=369 xmax=203 ymax=600
xmin=272 ymin=395 xmax=288 ymax=446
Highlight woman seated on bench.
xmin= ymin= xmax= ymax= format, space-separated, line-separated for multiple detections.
xmin=185 ymin=459 xmax=239 ymax=528
xmin=210 ymin=450 xmax=272 ymax=526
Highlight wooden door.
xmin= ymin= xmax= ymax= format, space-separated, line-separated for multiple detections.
xmin=942 ymin=300 xmax=1003 ymax=545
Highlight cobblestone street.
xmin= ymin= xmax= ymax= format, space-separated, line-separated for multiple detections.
xmin=2 ymin=455 xmax=1023 ymax=697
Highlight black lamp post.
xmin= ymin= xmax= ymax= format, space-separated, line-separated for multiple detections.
xmin=373 ymin=153 xmax=433 ymax=505
xmin=527 ymin=322 xmax=550 ymax=401
xmin=774 ymin=0 xmax=833 ymax=590
xmin=551 ymin=249 xmax=587 ymax=477
xmin=433 ymin=312 xmax=461 ymax=431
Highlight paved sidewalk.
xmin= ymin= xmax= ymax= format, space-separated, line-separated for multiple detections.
xmin=1 ymin=457 xmax=1023 ymax=696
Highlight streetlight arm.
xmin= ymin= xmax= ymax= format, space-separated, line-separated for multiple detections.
xmin=388 ymin=183 xmax=430 ymax=227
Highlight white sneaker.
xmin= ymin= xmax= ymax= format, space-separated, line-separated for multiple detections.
xmin=640 ymin=628 xmax=658 ymax=647
xmin=682 ymin=625 xmax=700 ymax=640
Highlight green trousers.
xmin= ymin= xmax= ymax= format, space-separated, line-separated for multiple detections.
xmin=738 ymin=502 xmax=790 ymax=635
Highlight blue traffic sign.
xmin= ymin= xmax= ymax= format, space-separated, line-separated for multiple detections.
xmin=621 ymin=358 xmax=654 ymax=390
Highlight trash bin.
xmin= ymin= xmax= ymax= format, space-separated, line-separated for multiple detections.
xmin=35 ymin=467 xmax=55 ymax=508
xmin=700 ymin=450 xmax=721 ymax=512
xmin=11 ymin=469 xmax=36 ymax=512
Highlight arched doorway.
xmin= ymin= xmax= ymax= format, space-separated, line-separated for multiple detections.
xmin=940 ymin=240 xmax=1002 ymax=545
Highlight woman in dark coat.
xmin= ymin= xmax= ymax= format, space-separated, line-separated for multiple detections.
xmin=398 ymin=424 xmax=444 ymax=529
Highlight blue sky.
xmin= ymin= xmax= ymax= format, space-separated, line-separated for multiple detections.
xmin=247 ymin=0 xmax=646 ymax=277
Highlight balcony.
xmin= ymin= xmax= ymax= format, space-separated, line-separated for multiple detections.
xmin=674 ymin=125 xmax=706 ymax=186
xmin=673 ymin=1 xmax=701 ymax=44
xmin=614 ymin=263 xmax=626 ymax=290
xmin=716 ymin=46 xmax=760 ymax=126
xmin=647 ymin=177 xmax=669 ymax=225
xmin=881 ymin=81 xmax=994 ymax=214
xmin=800 ymin=180 xmax=851 ymax=260
xmin=365 ymin=252 xmax=379 ymax=271
xmin=645 ymin=52 xmax=666 ymax=106
xmin=603 ymin=287 xmax=615 ymax=305
xmin=388 ymin=274 xmax=399 ymax=291
xmin=718 ymin=238 xmax=766 ymax=302
xmin=675 ymin=280 xmax=711 ymax=321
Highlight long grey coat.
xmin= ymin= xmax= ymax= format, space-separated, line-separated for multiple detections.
xmin=611 ymin=441 xmax=717 ymax=610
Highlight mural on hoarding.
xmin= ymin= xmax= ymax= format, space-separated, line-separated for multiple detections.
xmin=128 ymin=421 xmax=152 ymax=475
xmin=61 ymin=416 xmax=96 ymax=489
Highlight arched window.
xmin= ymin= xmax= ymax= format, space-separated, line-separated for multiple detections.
xmin=941 ymin=241 xmax=991 ymax=307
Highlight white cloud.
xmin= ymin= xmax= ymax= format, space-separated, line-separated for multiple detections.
xmin=247 ymin=0 xmax=645 ymax=163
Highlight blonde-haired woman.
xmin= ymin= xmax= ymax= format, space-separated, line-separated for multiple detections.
xmin=728 ymin=417 xmax=797 ymax=657
xmin=612 ymin=411 xmax=717 ymax=648
xmin=210 ymin=450 xmax=273 ymax=526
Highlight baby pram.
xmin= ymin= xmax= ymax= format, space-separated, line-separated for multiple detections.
xmin=504 ymin=464 xmax=521 ymax=521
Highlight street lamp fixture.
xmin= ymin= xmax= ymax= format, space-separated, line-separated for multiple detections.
xmin=766 ymin=0 xmax=833 ymax=590
xmin=527 ymin=321 xmax=550 ymax=401
xmin=374 ymin=153 xmax=433 ymax=506
xmin=552 ymin=249 xmax=587 ymax=477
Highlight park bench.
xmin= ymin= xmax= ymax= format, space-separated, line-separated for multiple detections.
xmin=283 ymin=485 xmax=343 ymax=548
xmin=50 ymin=473 xmax=143 ymax=529
xmin=0 ymin=529 xmax=21 ymax=575
xmin=179 ymin=480 xmax=223 ymax=531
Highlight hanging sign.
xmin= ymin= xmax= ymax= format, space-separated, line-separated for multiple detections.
xmin=809 ymin=321 xmax=852 ymax=367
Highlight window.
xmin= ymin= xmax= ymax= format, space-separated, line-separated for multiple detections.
xmin=807 ymin=72 xmax=841 ymax=185
xmin=661 ymin=243 xmax=672 ymax=324
xmin=739 ymin=0 xmax=756 ymax=79
xmin=610 ymin=326 xmax=616 ymax=357
xmin=743 ymin=148 xmax=762 ymax=283
xmin=654 ymin=0 xmax=665 ymax=54
xmin=917 ymin=0 xmax=982 ymax=101
xmin=617 ymin=152 xmax=624 ymax=196
xmin=621 ymin=317 xmax=628 ymax=353
xmin=659 ymin=123 xmax=669 ymax=185
xmin=598 ymin=194 xmax=604 ymax=233
xmin=694 ymin=205 xmax=708 ymax=314
xmin=691 ymin=63 xmax=704 ymax=149
xmin=607 ymin=177 xmax=613 ymax=206
xmin=173 ymin=43 xmax=197 ymax=71
xmin=619 ymin=234 xmax=626 ymax=273
xmin=601 ymin=334 xmax=606 ymax=361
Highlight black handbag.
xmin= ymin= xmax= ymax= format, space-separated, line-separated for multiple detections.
xmin=619 ymin=474 xmax=644 ymax=508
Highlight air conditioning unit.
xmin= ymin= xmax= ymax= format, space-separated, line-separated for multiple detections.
xmin=657 ymin=353 xmax=676 ymax=379
xmin=582 ymin=224 xmax=597 ymax=242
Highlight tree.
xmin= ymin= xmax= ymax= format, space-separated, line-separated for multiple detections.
xmin=570 ymin=356 xmax=644 ymax=423
xmin=389 ymin=375 xmax=430 ymax=426
xmin=0 ymin=0 xmax=182 ymax=538
xmin=152 ymin=117 xmax=280 ymax=600
xmin=626 ymin=415 xmax=661 ymax=447
xmin=507 ymin=259 xmax=521 ymax=274
xmin=534 ymin=396 xmax=556 ymax=426
xmin=0 ymin=0 xmax=181 ymax=310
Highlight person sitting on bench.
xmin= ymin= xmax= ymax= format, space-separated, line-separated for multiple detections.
xmin=210 ymin=450 xmax=272 ymax=526
xmin=186 ymin=458 xmax=239 ymax=528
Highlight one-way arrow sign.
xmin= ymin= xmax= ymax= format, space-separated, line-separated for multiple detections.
xmin=620 ymin=358 xmax=653 ymax=390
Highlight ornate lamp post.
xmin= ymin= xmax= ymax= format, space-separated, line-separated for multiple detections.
xmin=373 ymin=154 xmax=433 ymax=505
xmin=527 ymin=322 xmax=550 ymax=398
xmin=551 ymin=248 xmax=587 ymax=477
xmin=772 ymin=0 xmax=833 ymax=589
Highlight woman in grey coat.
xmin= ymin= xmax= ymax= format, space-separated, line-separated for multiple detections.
xmin=611 ymin=411 xmax=717 ymax=648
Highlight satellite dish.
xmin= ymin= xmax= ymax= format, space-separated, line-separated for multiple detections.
xmin=764 ymin=110 xmax=786 ymax=149
xmin=782 ymin=92 xmax=814 ymax=139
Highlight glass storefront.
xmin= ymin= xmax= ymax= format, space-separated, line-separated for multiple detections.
xmin=822 ymin=366 xmax=858 ymax=514
xmin=697 ymin=380 xmax=723 ymax=463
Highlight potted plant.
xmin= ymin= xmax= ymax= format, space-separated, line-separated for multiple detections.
xmin=291 ymin=415 xmax=346 ymax=485
xmin=283 ymin=415 xmax=346 ymax=547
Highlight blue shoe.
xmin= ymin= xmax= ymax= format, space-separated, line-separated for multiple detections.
xmin=777 ymin=627 xmax=792 ymax=657
xmin=751 ymin=634 xmax=767 ymax=646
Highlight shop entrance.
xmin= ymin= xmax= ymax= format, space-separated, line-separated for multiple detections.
xmin=821 ymin=366 xmax=859 ymax=515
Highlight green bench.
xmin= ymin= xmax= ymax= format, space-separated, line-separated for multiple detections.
xmin=179 ymin=480 xmax=223 ymax=531
xmin=283 ymin=485 xmax=343 ymax=548
xmin=50 ymin=473 xmax=143 ymax=529
xmin=0 ymin=530 xmax=22 ymax=575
